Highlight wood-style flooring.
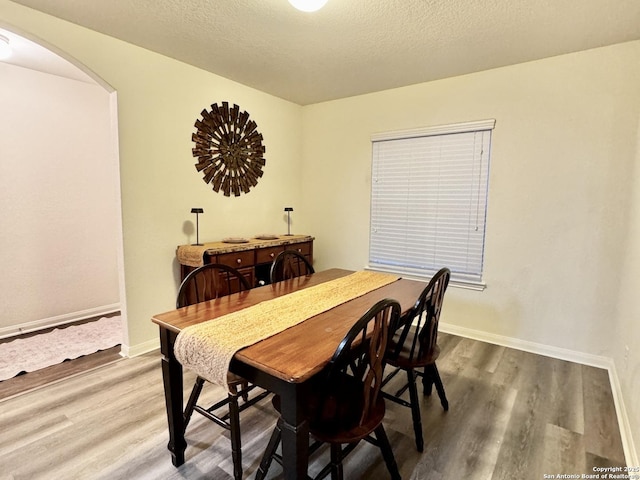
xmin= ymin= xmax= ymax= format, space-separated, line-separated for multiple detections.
xmin=0 ymin=333 xmax=626 ymax=479
xmin=0 ymin=346 xmax=122 ymax=400
xmin=0 ymin=314 xmax=122 ymax=400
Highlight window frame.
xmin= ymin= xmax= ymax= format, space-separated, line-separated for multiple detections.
xmin=367 ymin=119 xmax=495 ymax=290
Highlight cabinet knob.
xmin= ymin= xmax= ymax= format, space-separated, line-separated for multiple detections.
xmin=270 ymin=253 xmax=275 ymax=258
xmin=236 ymin=258 xmax=241 ymax=264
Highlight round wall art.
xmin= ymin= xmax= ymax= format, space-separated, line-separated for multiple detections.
xmin=192 ymin=102 xmax=266 ymax=197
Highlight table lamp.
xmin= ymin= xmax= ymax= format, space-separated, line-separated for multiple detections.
xmin=284 ymin=207 xmax=293 ymax=236
xmin=191 ymin=208 xmax=204 ymax=245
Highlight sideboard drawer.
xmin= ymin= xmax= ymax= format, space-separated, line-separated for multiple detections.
xmin=256 ymin=246 xmax=284 ymax=264
xmin=217 ymin=250 xmax=255 ymax=269
xmin=290 ymin=241 xmax=312 ymax=257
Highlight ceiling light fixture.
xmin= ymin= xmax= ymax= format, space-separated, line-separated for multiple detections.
xmin=0 ymin=34 xmax=11 ymax=60
xmin=288 ymin=0 xmax=328 ymax=12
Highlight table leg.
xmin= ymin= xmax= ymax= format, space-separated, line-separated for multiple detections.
xmin=231 ymin=359 xmax=311 ymax=479
xmin=159 ymin=327 xmax=186 ymax=466
xmin=278 ymin=382 xmax=310 ymax=480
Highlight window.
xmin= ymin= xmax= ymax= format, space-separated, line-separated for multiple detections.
xmin=369 ymin=119 xmax=495 ymax=288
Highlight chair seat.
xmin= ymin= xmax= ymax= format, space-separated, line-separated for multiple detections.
xmin=227 ymin=372 xmax=246 ymax=386
xmin=312 ymin=395 xmax=386 ymax=445
xmin=388 ymin=327 xmax=440 ymax=368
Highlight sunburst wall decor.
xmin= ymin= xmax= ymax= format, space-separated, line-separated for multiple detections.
xmin=192 ymin=102 xmax=266 ymax=197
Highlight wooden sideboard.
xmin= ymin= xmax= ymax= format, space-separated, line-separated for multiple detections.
xmin=176 ymin=234 xmax=314 ymax=287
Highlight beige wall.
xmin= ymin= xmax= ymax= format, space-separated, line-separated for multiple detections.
xmin=107 ymin=39 xmax=304 ymax=352
xmin=616 ymin=115 xmax=640 ymax=461
xmin=299 ymin=42 xmax=640 ymax=458
xmin=300 ymin=41 xmax=639 ymax=353
xmin=0 ymin=61 xmax=119 ymax=334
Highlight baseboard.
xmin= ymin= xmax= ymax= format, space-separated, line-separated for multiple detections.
xmin=440 ymin=322 xmax=611 ymax=368
xmin=605 ymin=358 xmax=639 ymax=467
xmin=0 ymin=304 xmax=121 ymax=339
xmin=120 ymin=339 xmax=159 ymax=358
xmin=440 ymin=322 xmax=638 ymax=466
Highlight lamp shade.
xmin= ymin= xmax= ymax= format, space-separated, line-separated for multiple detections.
xmin=288 ymin=0 xmax=328 ymax=12
xmin=191 ymin=208 xmax=204 ymax=245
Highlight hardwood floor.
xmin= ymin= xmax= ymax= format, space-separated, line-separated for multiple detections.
xmin=0 ymin=313 xmax=122 ymax=400
xmin=0 ymin=346 xmax=122 ymax=400
xmin=0 ymin=333 xmax=626 ymax=479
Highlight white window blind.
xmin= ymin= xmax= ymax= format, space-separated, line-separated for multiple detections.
xmin=369 ymin=120 xmax=494 ymax=286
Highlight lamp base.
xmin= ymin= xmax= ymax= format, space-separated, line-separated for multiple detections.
xmin=191 ymin=243 xmax=204 ymax=246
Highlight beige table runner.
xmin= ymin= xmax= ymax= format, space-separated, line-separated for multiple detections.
xmin=174 ymin=271 xmax=399 ymax=389
xmin=176 ymin=244 xmax=209 ymax=267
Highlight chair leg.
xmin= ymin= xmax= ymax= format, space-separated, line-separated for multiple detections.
xmin=239 ymin=379 xmax=249 ymax=402
xmin=256 ymin=419 xmax=282 ymax=480
xmin=329 ymin=443 xmax=343 ymax=480
xmin=406 ymin=369 xmax=424 ymax=452
xmin=374 ymin=424 xmax=401 ymax=480
xmin=422 ymin=365 xmax=434 ymax=396
xmin=228 ymin=393 xmax=242 ymax=480
xmin=430 ymin=364 xmax=449 ymax=411
xmin=183 ymin=376 xmax=206 ymax=429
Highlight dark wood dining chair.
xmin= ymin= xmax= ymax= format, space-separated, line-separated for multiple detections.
xmin=381 ymin=267 xmax=451 ymax=452
xmin=269 ymin=249 xmax=315 ymax=283
xmin=176 ymin=263 xmax=268 ymax=480
xmin=256 ymin=298 xmax=402 ymax=480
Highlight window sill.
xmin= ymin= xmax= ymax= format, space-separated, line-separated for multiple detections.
xmin=365 ymin=266 xmax=486 ymax=291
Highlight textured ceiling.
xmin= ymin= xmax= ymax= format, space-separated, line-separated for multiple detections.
xmin=7 ymin=0 xmax=640 ymax=105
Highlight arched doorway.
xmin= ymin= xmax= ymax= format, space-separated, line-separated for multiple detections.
xmin=0 ymin=25 xmax=127 ymax=349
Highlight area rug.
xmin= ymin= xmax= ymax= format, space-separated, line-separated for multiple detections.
xmin=0 ymin=315 xmax=122 ymax=381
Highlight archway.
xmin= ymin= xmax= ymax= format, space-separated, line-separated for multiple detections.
xmin=0 ymin=24 xmax=127 ymax=348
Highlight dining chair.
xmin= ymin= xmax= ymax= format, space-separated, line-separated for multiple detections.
xmin=381 ymin=267 xmax=451 ymax=452
xmin=255 ymin=298 xmax=402 ymax=480
xmin=176 ymin=263 xmax=268 ymax=480
xmin=269 ymin=249 xmax=315 ymax=283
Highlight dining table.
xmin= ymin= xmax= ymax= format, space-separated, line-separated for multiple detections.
xmin=151 ymin=268 xmax=426 ymax=479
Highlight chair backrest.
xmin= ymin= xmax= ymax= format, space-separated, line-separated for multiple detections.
xmin=269 ymin=249 xmax=315 ymax=283
xmin=392 ymin=267 xmax=450 ymax=362
xmin=176 ymin=263 xmax=252 ymax=308
xmin=323 ymin=299 xmax=400 ymax=427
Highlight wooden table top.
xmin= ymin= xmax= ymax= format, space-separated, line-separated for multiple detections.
xmin=152 ymin=268 xmax=426 ymax=383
